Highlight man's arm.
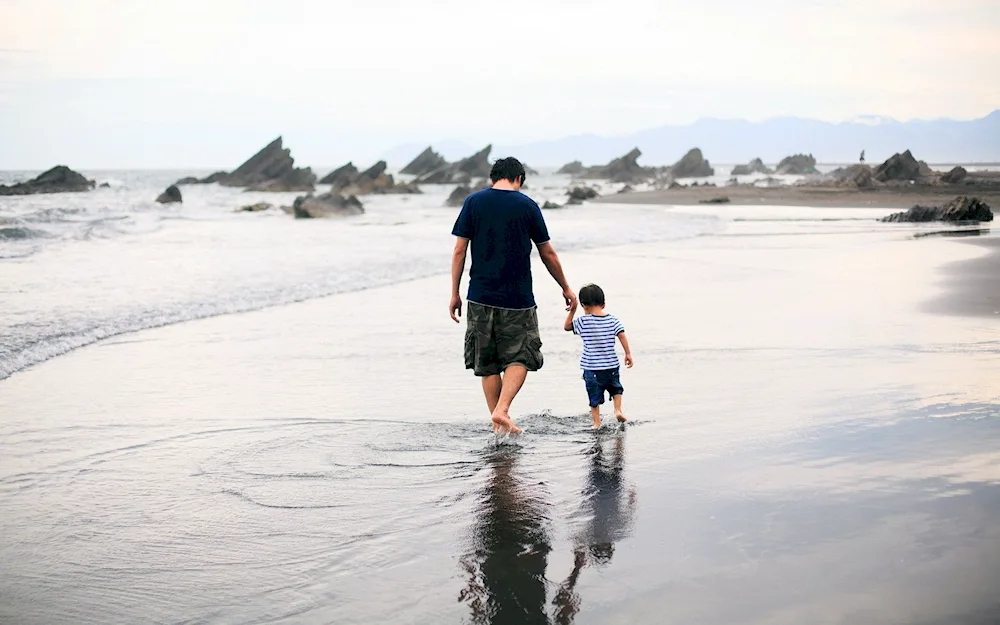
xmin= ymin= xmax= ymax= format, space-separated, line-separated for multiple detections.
xmin=450 ymin=237 xmax=469 ymax=323
xmin=537 ymin=241 xmax=577 ymax=311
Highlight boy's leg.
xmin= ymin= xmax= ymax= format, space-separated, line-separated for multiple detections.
xmin=590 ymin=406 xmax=602 ymax=429
xmin=491 ymin=365 xmax=527 ymax=433
xmin=482 ymin=375 xmax=502 ymax=431
xmin=612 ymin=394 xmax=627 ymax=422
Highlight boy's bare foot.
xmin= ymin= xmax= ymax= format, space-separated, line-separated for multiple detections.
xmin=615 ymin=411 xmax=628 ymax=423
xmin=492 ymin=412 xmax=522 ymax=434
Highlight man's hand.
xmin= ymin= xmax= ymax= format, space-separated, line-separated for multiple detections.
xmin=562 ymin=287 xmax=578 ymax=312
xmin=450 ymin=294 xmax=463 ymax=323
xmin=624 ymin=353 xmax=634 ymax=368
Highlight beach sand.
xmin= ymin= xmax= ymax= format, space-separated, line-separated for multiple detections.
xmin=598 ymin=184 xmax=1000 ymax=209
xmin=2 ymin=229 xmax=999 ymax=624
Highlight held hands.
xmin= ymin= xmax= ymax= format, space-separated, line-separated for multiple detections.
xmin=563 ymin=287 xmax=578 ymax=312
xmin=449 ymin=294 xmax=463 ymax=323
xmin=624 ymin=353 xmax=634 ymax=368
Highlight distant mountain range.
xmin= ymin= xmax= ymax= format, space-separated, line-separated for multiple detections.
xmin=382 ymin=110 xmax=1000 ymax=167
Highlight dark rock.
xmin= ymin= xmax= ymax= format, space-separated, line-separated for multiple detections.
xmin=776 ymin=154 xmax=818 ymax=175
xmin=668 ymin=181 xmax=683 ymax=189
xmin=220 ymin=137 xmax=316 ymax=192
xmin=446 ymin=185 xmax=473 ymax=207
xmin=730 ymin=158 xmax=772 ymax=176
xmin=98 ymin=182 xmax=111 ymax=189
xmin=524 ymin=164 xmax=540 ymax=176
xmin=0 ymin=166 xmax=96 ymax=196
xmin=918 ymin=161 xmax=933 ymax=177
xmin=175 ymin=177 xmax=201 ymax=185
xmin=319 ymin=162 xmax=359 ymax=187
xmin=699 ymin=196 xmax=731 ymax=204
xmin=881 ymin=196 xmax=993 ymax=223
xmin=557 ymin=161 xmax=584 ymax=175
xmin=236 ymin=202 xmax=273 ymax=212
xmin=542 ymin=201 xmax=563 ymax=209
xmin=874 ymin=150 xmax=921 ymax=182
xmin=156 ymin=185 xmax=182 ymax=204
xmin=201 ymin=171 xmax=229 ymax=184
xmin=400 ymin=147 xmax=447 ymax=177
xmin=416 ymin=145 xmax=492 ymax=185
xmin=670 ymin=148 xmax=715 ymax=178
xmin=826 ymin=164 xmax=876 ymax=189
xmin=566 ymin=186 xmax=599 ymax=202
xmin=293 ymin=192 xmax=364 ymax=218
xmin=618 ymin=185 xmax=634 ymax=194
xmin=358 ymin=160 xmax=388 ymax=181
xmin=580 ymin=148 xmax=656 ymax=183
xmin=941 ymin=166 xmax=968 ymax=184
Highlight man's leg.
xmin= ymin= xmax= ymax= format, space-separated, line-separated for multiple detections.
xmin=482 ymin=374 xmax=502 ymax=431
xmin=491 ymin=365 xmax=527 ymax=433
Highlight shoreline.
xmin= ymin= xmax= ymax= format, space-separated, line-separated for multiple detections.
xmin=596 ymin=185 xmax=1000 ymax=209
xmin=926 ymin=236 xmax=1000 ymax=318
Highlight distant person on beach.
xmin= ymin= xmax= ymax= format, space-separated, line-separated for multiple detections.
xmin=450 ymin=157 xmax=576 ymax=434
xmin=565 ymin=284 xmax=633 ymax=429
xmin=860 ymin=150 xmax=866 ymax=164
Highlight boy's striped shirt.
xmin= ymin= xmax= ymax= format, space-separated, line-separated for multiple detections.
xmin=572 ymin=314 xmax=625 ymax=370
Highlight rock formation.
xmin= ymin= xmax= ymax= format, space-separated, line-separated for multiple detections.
xmin=542 ymin=201 xmax=563 ymax=209
xmin=699 ymin=196 xmax=730 ymax=204
xmin=775 ymin=154 xmax=818 ymax=175
xmin=941 ymin=166 xmax=968 ymax=184
xmin=730 ymin=158 xmax=772 ymax=176
xmin=401 ymin=147 xmax=448 ymax=177
xmin=874 ymin=150 xmax=921 ymax=182
xmin=236 ymin=202 xmax=273 ymax=212
xmin=292 ymin=192 xmax=364 ymax=218
xmin=566 ymin=187 xmax=599 ymax=204
xmin=0 ymin=166 xmax=96 ymax=196
xmin=319 ymin=162 xmax=359 ymax=187
xmin=670 ymin=148 xmax=715 ymax=178
xmin=335 ymin=160 xmax=420 ymax=195
xmin=416 ymin=145 xmax=493 ymax=185
xmin=216 ymin=137 xmax=316 ymax=192
xmin=618 ymin=185 xmax=634 ymax=194
xmin=579 ymin=148 xmax=656 ymax=183
xmin=557 ymin=161 xmax=584 ymax=175
xmin=446 ymin=185 xmax=473 ymax=207
xmin=175 ymin=177 xmax=201 ymax=185
xmin=156 ymin=185 xmax=182 ymax=204
xmin=881 ymin=196 xmax=993 ymax=223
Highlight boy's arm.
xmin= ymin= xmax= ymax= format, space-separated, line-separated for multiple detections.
xmin=563 ymin=301 xmax=578 ymax=332
xmin=617 ymin=331 xmax=634 ymax=367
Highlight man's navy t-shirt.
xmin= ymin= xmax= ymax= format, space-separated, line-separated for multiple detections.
xmin=451 ymin=188 xmax=550 ymax=309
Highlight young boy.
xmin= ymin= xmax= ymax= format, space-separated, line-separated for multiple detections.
xmin=564 ymin=284 xmax=633 ymax=429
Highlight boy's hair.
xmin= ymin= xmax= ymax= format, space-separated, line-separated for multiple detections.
xmin=490 ymin=157 xmax=526 ymax=185
xmin=579 ymin=284 xmax=605 ymax=307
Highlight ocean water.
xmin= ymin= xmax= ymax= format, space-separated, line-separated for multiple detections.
xmin=2 ymin=168 xmax=1000 ymax=624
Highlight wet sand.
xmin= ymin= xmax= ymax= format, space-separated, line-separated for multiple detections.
xmin=926 ymin=236 xmax=1000 ymax=318
xmin=2 ymin=228 xmax=1000 ymax=624
xmin=598 ymin=184 xmax=1000 ymax=209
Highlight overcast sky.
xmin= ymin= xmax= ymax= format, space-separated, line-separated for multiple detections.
xmin=1 ymin=0 xmax=998 ymax=168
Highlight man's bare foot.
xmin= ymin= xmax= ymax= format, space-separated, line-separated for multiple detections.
xmin=492 ymin=412 xmax=522 ymax=434
xmin=615 ymin=411 xmax=628 ymax=423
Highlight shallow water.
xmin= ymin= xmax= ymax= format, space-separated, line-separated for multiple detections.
xmin=2 ymin=170 xmax=1000 ymax=623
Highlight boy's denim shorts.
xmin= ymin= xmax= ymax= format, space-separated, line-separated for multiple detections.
xmin=583 ymin=367 xmax=624 ymax=407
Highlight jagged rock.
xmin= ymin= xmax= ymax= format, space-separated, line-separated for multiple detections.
xmin=417 ymin=145 xmax=492 ymax=185
xmin=98 ymin=182 xmax=111 ymax=189
xmin=293 ymin=192 xmax=364 ymax=218
xmin=668 ymin=181 xmax=682 ymax=189
xmin=201 ymin=171 xmax=228 ymax=184
xmin=918 ymin=161 xmax=933 ymax=177
xmin=319 ymin=162 xmax=359 ymax=187
xmin=0 ymin=166 xmax=95 ymax=196
xmin=776 ymin=154 xmax=818 ymax=175
xmin=618 ymin=185 xmax=634 ymax=194
xmin=941 ymin=166 xmax=968 ymax=184
xmin=446 ymin=185 xmax=473 ymax=207
xmin=359 ymin=160 xmax=388 ymax=181
xmin=400 ymin=147 xmax=447 ymax=176
xmin=731 ymin=158 xmax=772 ymax=176
xmin=670 ymin=148 xmax=715 ymax=178
xmin=567 ymin=186 xmax=599 ymax=202
xmin=881 ymin=196 xmax=993 ymax=223
xmin=219 ymin=137 xmax=316 ymax=192
xmin=175 ymin=177 xmax=201 ymax=185
xmin=524 ymin=164 xmax=540 ymax=176
xmin=156 ymin=185 xmax=182 ymax=204
xmin=874 ymin=150 xmax=921 ymax=182
xmin=580 ymin=148 xmax=656 ymax=183
xmin=826 ymin=164 xmax=876 ymax=189
xmin=542 ymin=201 xmax=563 ymax=209
xmin=236 ymin=202 xmax=273 ymax=212
xmin=557 ymin=161 xmax=584 ymax=175
xmin=699 ymin=196 xmax=730 ymax=204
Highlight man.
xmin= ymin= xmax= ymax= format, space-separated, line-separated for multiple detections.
xmin=450 ymin=157 xmax=576 ymax=434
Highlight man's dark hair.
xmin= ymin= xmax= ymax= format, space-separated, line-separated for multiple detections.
xmin=490 ymin=157 xmax=526 ymax=185
xmin=579 ymin=284 xmax=605 ymax=307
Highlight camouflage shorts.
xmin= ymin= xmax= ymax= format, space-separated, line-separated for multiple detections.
xmin=464 ymin=302 xmax=543 ymax=377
